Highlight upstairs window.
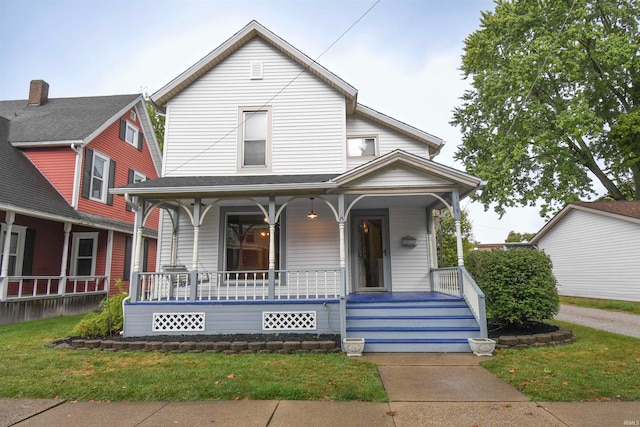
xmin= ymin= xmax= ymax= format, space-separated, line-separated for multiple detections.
xmin=347 ymin=136 xmax=377 ymax=157
xmin=119 ymin=119 xmax=143 ymax=151
xmin=81 ymin=148 xmax=116 ymax=205
xmin=239 ymin=108 xmax=271 ymax=170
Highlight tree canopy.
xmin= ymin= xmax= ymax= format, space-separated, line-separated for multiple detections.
xmin=145 ymin=99 xmax=165 ymax=151
xmin=505 ymin=231 xmax=536 ymax=243
xmin=452 ymin=0 xmax=640 ymax=217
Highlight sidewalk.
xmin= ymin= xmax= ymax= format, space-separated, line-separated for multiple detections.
xmin=3 ymin=353 xmax=639 ymax=426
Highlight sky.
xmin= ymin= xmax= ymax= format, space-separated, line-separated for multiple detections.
xmin=0 ymin=0 xmax=550 ymax=243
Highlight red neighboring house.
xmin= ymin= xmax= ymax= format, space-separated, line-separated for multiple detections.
xmin=0 ymin=80 xmax=162 ymax=323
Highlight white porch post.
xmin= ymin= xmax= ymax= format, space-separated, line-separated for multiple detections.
xmin=105 ymin=229 xmax=114 ymax=294
xmin=0 ymin=211 xmax=15 ymax=301
xmin=190 ymin=198 xmax=202 ymax=301
xmin=58 ymin=222 xmax=72 ymax=295
xmin=131 ymin=203 xmax=144 ymax=302
xmin=452 ymin=190 xmax=464 ymax=266
xmin=338 ymin=194 xmax=347 ymax=343
xmin=268 ymin=196 xmax=276 ymax=300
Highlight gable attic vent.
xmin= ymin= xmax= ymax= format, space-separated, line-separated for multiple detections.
xmin=130 ymin=110 xmax=137 ymax=121
xmin=250 ymin=61 xmax=263 ymax=80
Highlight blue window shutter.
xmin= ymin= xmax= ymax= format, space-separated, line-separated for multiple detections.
xmin=81 ymin=148 xmax=93 ymax=199
xmin=107 ymin=159 xmax=116 ymax=206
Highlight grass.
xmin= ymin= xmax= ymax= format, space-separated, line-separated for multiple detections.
xmin=0 ymin=315 xmax=387 ymax=402
xmin=559 ymin=296 xmax=640 ymax=315
xmin=482 ymin=320 xmax=640 ymax=401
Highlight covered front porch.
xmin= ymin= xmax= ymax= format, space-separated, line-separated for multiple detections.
xmin=116 ymin=151 xmax=487 ymax=351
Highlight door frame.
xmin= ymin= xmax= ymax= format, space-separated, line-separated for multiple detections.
xmin=350 ymin=209 xmax=392 ymax=292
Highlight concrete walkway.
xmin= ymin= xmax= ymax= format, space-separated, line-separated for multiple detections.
xmin=556 ymin=304 xmax=640 ymax=338
xmin=3 ymin=353 xmax=640 ymax=426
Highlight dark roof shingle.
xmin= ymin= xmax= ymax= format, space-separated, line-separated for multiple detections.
xmin=572 ymin=201 xmax=640 ymax=220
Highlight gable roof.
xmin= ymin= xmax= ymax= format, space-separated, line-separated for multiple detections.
xmin=152 ymin=20 xmax=358 ymax=112
xmin=0 ymin=94 xmax=139 ymax=145
xmin=0 ymin=92 xmax=163 ymax=181
xmin=334 ymin=149 xmax=483 ymax=197
xmin=354 ymin=104 xmax=443 ymax=154
xmin=150 ymin=21 xmax=443 ymax=155
xmin=530 ymin=201 xmax=640 ymax=244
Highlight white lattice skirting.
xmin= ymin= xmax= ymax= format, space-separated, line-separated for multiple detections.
xmin=263 ymin=311 xmax=317 ymax=331
xmin=153 ymin=313 xmax=206 ymax=332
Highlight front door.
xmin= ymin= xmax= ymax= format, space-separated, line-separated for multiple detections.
xmin=352 ymin=213 xmax=389 ymax=291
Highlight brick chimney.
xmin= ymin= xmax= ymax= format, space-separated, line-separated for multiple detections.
xmin=28 ymin=80 xmax=49 ymax=105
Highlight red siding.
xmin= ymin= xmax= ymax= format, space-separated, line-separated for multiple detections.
xmin=110 ymin=232 xmax=129 ymax=294
xmin=23 ymin=147 xmax=76 ymax=204
xmin=77 ymin=107 xmax=159 ymax=229
xmin=13 ymin=214 xmax=65 ymax=275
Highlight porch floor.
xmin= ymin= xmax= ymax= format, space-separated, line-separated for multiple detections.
xmin=346 ymin=291 xmax=461 ymax=303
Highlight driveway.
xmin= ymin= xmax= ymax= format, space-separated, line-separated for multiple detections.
xmin=555 ymin=304 xmax=640 ymax=338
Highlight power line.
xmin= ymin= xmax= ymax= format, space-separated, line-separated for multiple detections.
xmin=164 ymin=0 xmax=381 ymax=176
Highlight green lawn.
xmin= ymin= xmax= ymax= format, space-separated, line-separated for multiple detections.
xmin=0 ymin=315 xmax=387 ymax=402
xmin=482 ymin=321 xmax=640 ymax=401
xmin=559 ymin=296 xmax=640 ymax=315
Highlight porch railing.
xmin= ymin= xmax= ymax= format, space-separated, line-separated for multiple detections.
xmin=136 ymin=269 xmax=340 ymax=303
xmin=3 ymin=275 xmax=109 ymax=300
xmin=431 ymin=267 xmax=460 ymax=296
xmin=431 ymin=266 xmax=487 ymax=338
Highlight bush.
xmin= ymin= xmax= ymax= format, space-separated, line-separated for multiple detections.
xmin=465 ymin=249 xmax=559 ymax=326
xmin=72 ymin=280 xmax=128 ymax=337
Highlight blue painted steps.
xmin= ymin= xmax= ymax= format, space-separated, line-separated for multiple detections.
xmin=345 ymin=295 xmax=481 ymax=353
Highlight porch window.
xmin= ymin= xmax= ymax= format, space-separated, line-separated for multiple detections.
xmin=224 ymin=213 xmax=278 ymax=271
xmin=0 ymin=224 xmax=26 ymax=276
xmin=347 ymin=136 xmax=377 ymax=157
xmin=238 ymin=107 xmax=271 ymax=170
xmin=71 ymin=232 xmax=98 ymax=276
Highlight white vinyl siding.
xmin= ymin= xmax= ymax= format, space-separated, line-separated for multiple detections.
xmin=342 ymin=166 xmax=452 ymax=190
xmin=346 ymin=115 xmax=430 ymax=170
xmin=537 ymin=210 xmax=640 ymax=302
xmin=163 ymin=38 xmax=346 ymax=176
xmin=285 ymin=200 xmax=340 ymax=272
xmin=158 ymin=206 xmax=219 ymax=271
xmin=388 ymin=207 xmax=429 ymax=292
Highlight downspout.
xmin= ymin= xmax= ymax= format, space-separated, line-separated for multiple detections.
xmin=70 ymin=143 xmax=83 ymax=208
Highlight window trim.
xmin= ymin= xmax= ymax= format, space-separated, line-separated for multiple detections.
xmin=0 ymin=224 xmax=26 ymax=276
xmin=237 ymin=106 xmax=272 ymax=172
xmin=123 ymin=120 xmax=140 ymax=147
xmin=70 ymin=232 xmax=99 ymax=276
xmin=218 ymin=207 xmax=285 ymax=272
xmin=89 ymin=150 xmax=110 ymax=203
xmin=346 ymin=135 xmax=379 ymax=158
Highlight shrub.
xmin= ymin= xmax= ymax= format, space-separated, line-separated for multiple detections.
xmin=465 ymin=249 xmax=559 ymax=326
xmin=72 ymin=280 xmax=128 ymax=337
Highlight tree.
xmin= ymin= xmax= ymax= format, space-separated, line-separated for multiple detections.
xmin=452 ymin=0 xmax=640 ymax=217
xmin=435 ymin=209 xmax=477 ymax=267
xmin=505 ymin=231 xmax=536 ymax=243
xmin=145 ymin=99 xmax=165 ymax=151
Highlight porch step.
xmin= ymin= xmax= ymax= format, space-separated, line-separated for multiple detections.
xmin=345 ymin=298 xmax=481 ymax=353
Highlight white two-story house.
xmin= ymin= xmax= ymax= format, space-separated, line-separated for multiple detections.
xmin=114 ymin=21 xmax=487 ymax=352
